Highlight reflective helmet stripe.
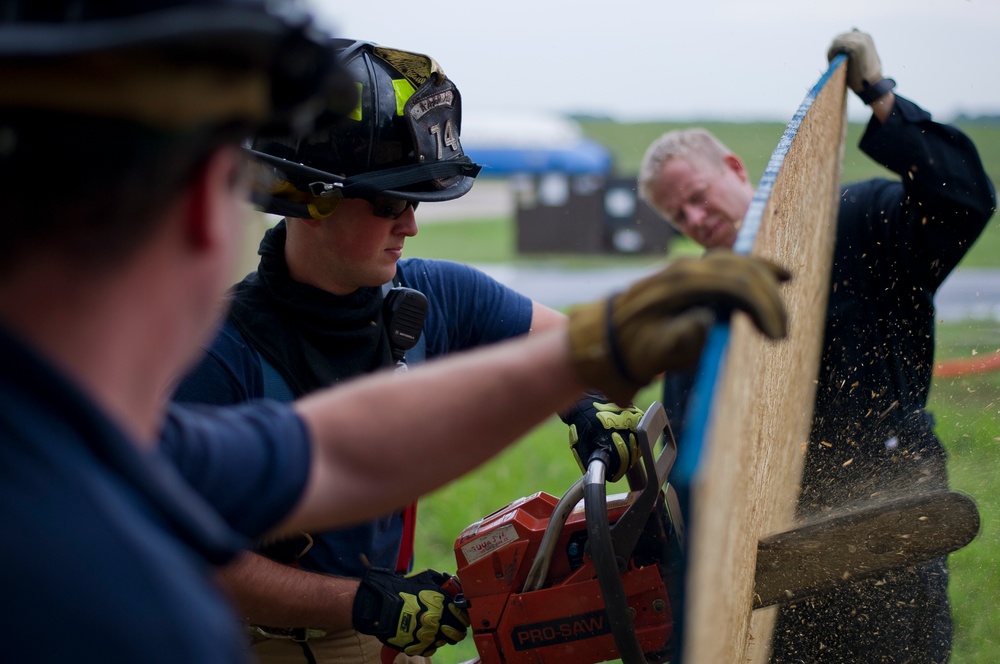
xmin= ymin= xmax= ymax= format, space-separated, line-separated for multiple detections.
xmin=348 ymin=82 xmax=364 ymax=121
xmin=392 ymin=79 xmax=417 ymax=116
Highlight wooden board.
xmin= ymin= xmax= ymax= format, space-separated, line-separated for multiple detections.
xmin=680 ymin=61 xmax=847 ymax=663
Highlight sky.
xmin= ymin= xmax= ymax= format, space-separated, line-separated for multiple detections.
xmin=306 ymin=0 xmax=999 ymax=124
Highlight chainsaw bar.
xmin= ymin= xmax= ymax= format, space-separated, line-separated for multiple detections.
xmin=753 ymin=490 xmax=979 ymax=609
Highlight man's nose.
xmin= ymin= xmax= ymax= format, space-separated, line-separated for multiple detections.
xmin=396 ymin=207 xmax=418 ymax=236
xmin=683 ymin=203 xmax=707 ymax=227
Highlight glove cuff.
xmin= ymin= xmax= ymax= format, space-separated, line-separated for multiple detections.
xmin=351 ymin=568 xmax=395 ymax=637
xmin=857 ymin=77 xmax=895 ymax=105
xmin=567 ymin=300 xmax=641 ymax=407
xmin=558 ymin=390 xmax=615 ymax=424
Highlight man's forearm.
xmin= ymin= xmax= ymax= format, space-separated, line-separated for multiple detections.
xmin=869 ymin=90 xmax=895 ymax=124
xmin=283 ymin=329 xmax=583 ymax=534
xmin=218 ymin=551 xmax=358 ymax=631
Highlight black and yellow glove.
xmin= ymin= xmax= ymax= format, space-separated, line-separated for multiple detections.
xmin=567 ymin=251 xmax=789 ymax=406
xmin=560 ymin=395 xmax=644 ymax=482
xmin=352 ymin=567 xmax=469 ymax=657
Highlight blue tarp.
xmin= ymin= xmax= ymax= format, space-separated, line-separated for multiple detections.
xmin=465 ymin=138 xmax=612 ymax=176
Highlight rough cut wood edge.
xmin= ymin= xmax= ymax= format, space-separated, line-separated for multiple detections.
xmin=682 ymin=63 xmax=847 ymax=664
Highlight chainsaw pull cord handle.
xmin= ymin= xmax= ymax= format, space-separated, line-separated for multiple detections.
xmin=585 ymin=454 xmax=648 ymax=664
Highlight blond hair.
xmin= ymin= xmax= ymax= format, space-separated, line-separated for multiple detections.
xmin=637 ymin=128 xmax=732 ymax=219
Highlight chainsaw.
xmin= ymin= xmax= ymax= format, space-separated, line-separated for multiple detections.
xmin=451 ymin=402 xmax=980 ymax=664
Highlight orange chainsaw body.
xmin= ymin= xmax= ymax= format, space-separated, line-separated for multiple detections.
xmin=454 ymin=490 xmax=674 ymax=664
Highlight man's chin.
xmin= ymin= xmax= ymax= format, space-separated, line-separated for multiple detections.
xmin=710 ymin=227 xmax=738 ymax=250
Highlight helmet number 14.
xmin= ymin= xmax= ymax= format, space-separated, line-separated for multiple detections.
xmin=429 ymin=120 xmax=460 ymax=159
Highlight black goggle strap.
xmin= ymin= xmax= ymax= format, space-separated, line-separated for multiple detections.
xmin=246 ymin=148 xmax=344 ymax=190
xmin=247 ymin=147 xmax=479 ymax=198
xmin=245 ymin=151 xmax=340 ymax=218
xmin=254 ymin=192 xmax=317 ymax=220
xmin=248 ymin=149 xmax=429 ymax=219
xmin=251 ymin=185 xmax=413 ymax=220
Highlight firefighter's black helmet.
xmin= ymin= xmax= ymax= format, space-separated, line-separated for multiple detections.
xmin=249 ymin=39 xmax=482 ymax=219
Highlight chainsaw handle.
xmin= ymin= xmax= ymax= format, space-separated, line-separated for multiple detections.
xmin=586 ymin=457 xmax=648 ymax=664
xmin=521 ymin=477 xmax=586 ymax=593
xmin=610 ymin=402 xmax=674 ymax=564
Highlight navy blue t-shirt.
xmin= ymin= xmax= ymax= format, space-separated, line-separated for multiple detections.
xmin=0 ymin=324 xmax=311 ymax=663
xmin=173 ymin=257 xmax=534 ymax=575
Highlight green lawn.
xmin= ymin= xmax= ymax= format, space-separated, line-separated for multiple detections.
xmin=930 ymin=320 xmax=1000 ymax=661
xmin=404 ymin=118 xmax=1000 ymax=662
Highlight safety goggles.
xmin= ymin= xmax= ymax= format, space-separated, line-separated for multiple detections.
xmin=364 ymin=195 xmax=419 ymax=220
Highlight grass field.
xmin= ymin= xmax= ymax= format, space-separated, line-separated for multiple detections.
xmin=403 ymin=119 xmax=1000 ymax=663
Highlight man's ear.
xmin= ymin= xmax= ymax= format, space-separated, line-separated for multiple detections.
xmin=182 ymin=146 xmax=244 ymax=252
xmin=723 ymin=153 xmax=750 ymax=184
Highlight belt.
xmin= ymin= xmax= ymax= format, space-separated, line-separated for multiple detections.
xmin=249 ymin=625 xmax=328 ymax=642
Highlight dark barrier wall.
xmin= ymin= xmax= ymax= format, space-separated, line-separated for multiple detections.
xmin=515 ymin=174 xmax=676 ymax=255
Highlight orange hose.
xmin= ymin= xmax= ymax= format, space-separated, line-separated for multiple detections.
xmin=934 ymin=350 xmax=1000 ymax=378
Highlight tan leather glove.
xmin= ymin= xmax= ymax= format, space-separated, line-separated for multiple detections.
xmin=567 ymin=252 xmax=789 ymax=406
xmin=827 ymin=29 xmax=895 ymax=104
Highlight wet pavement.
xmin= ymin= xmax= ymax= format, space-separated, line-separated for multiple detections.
xmin=934 ymin=268 xmax=1000 ymax=322
xmin=471 ymin=263 xmax=1000 ymax=323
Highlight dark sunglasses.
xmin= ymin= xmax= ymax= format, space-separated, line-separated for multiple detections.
xmin=364 ymin=195 xmax=419 ymax=220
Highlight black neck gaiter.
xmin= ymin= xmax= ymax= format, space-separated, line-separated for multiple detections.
xmin=228 ymin=220 xmax=392 ymax=397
